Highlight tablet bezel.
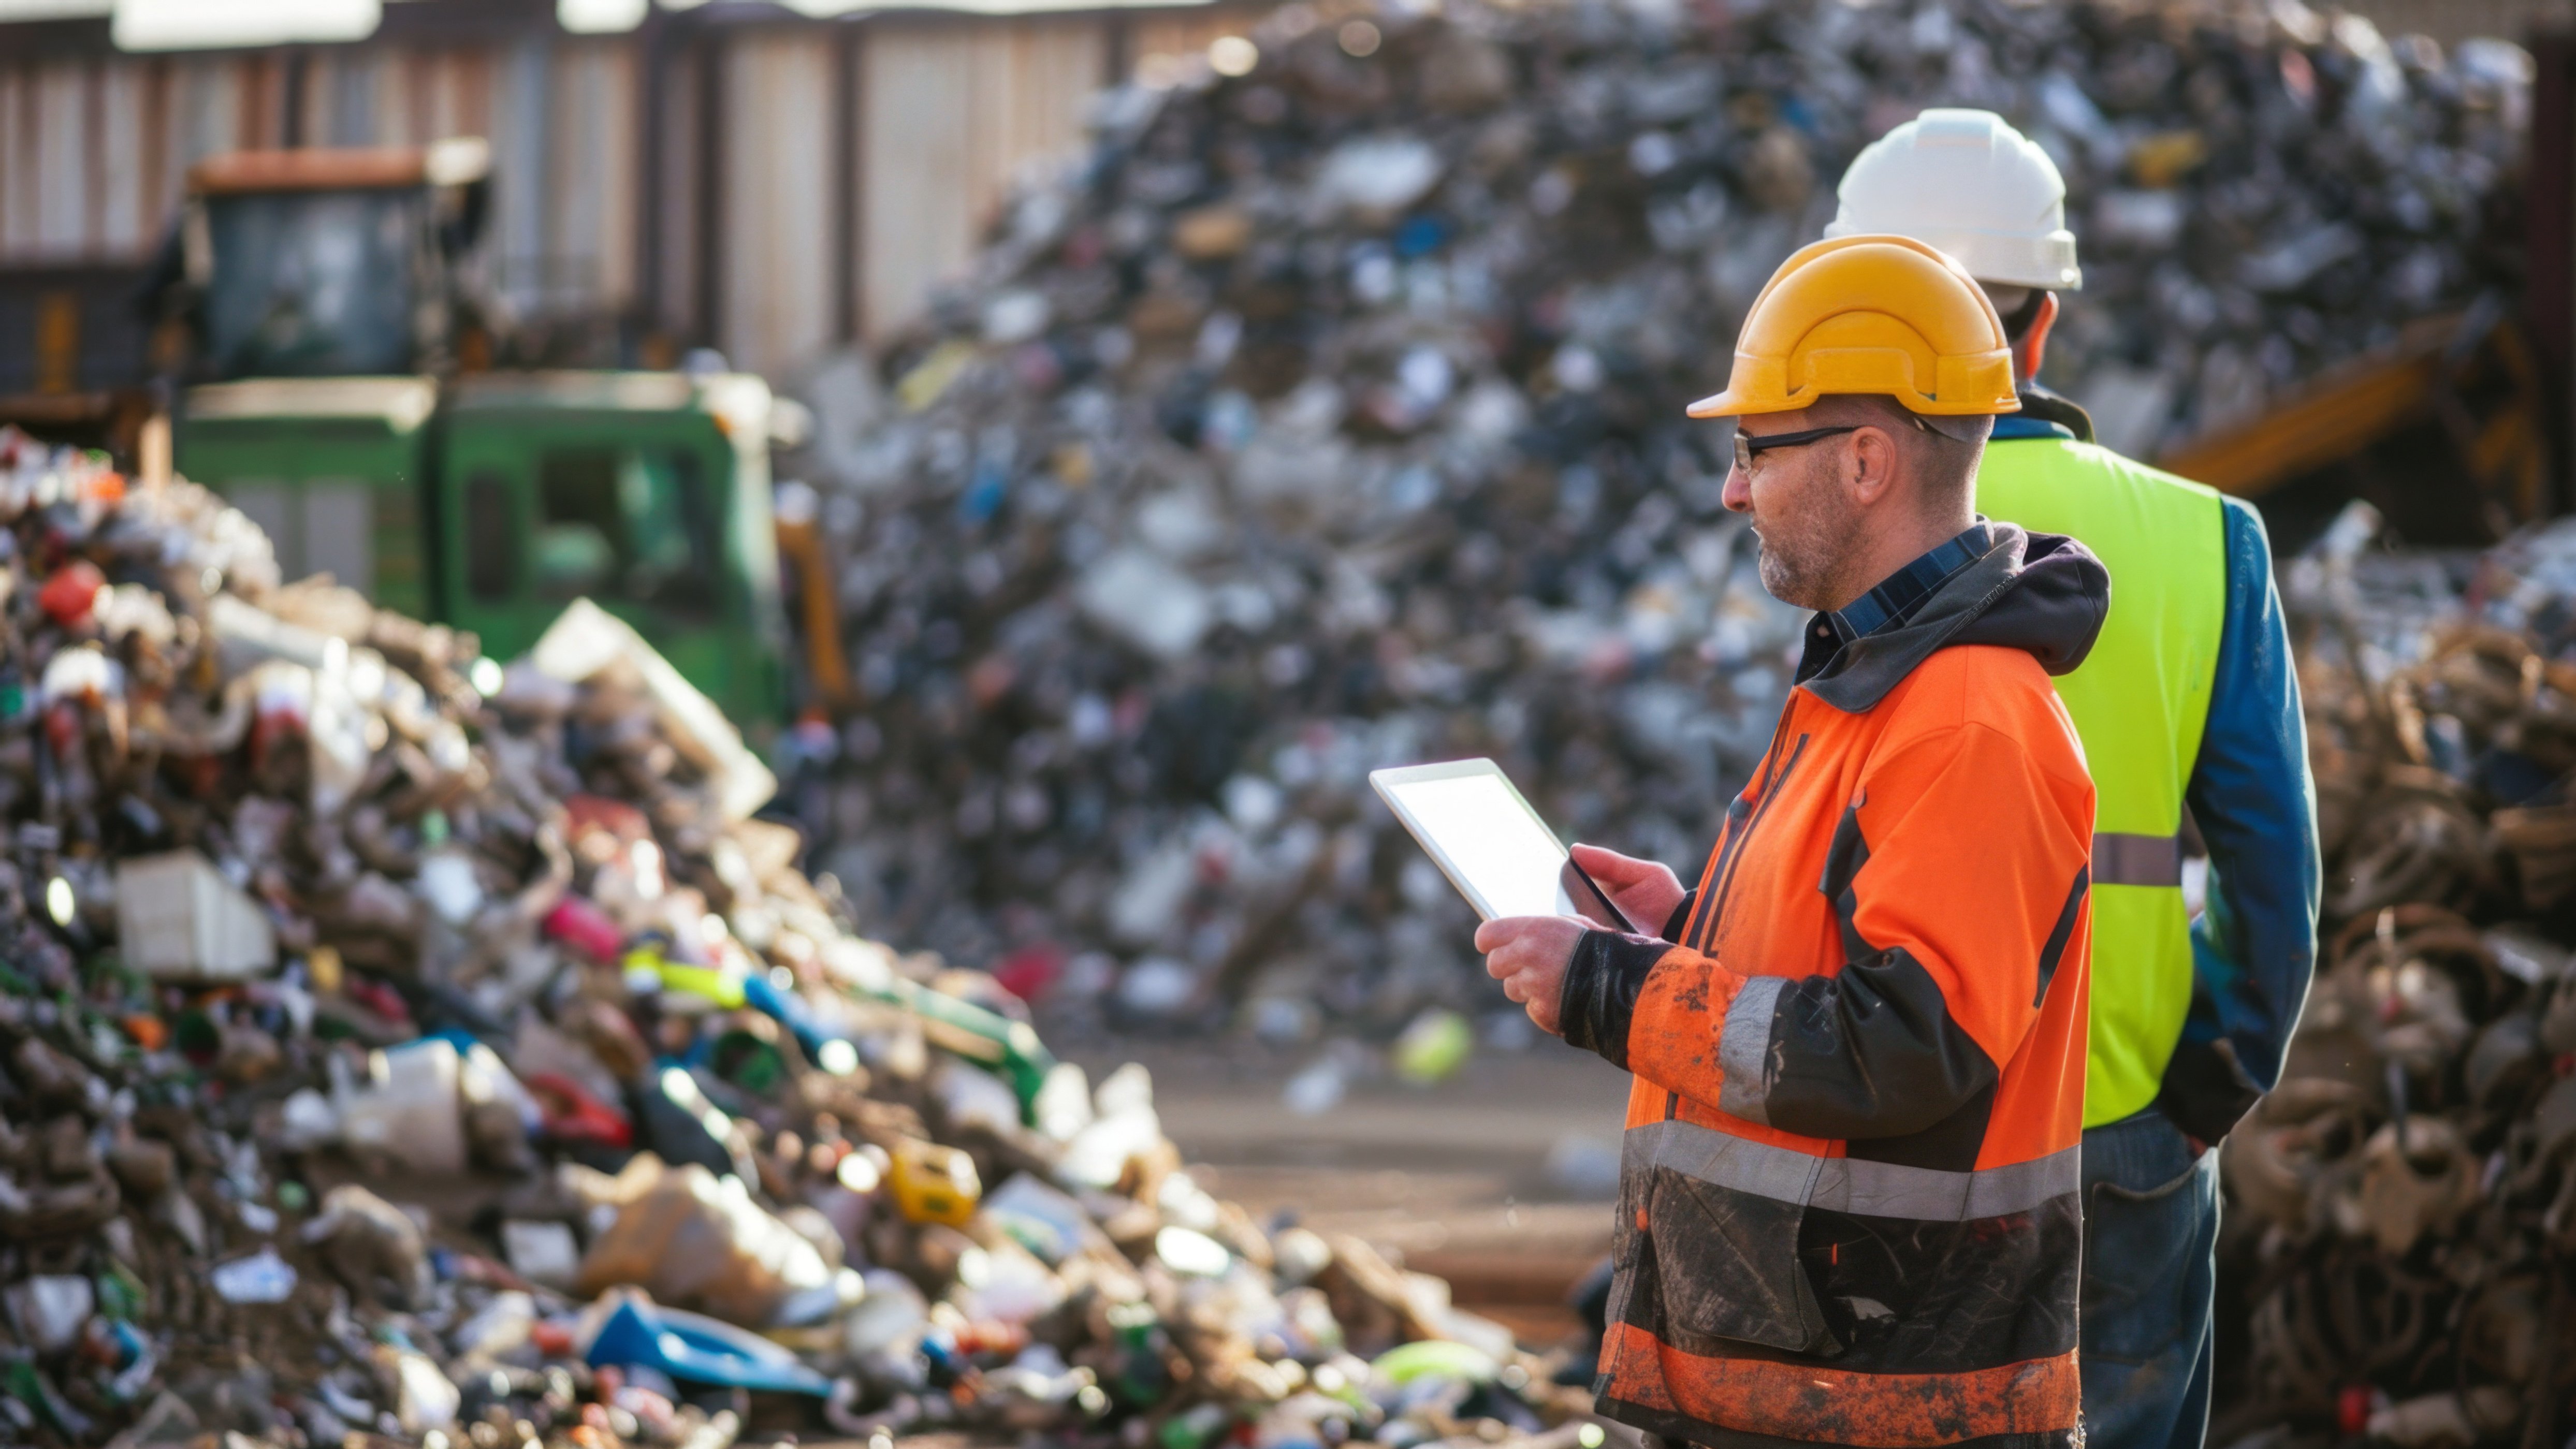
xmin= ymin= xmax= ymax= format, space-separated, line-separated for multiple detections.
xmin=1367 ymin=757 xmax=1633 ymax=930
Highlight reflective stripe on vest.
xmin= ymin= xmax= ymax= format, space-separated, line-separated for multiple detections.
xmin=1975 ymin=440 xmax=2226 ymax=1127
xmin=2093 ymin=831 xmax=2182 ymax=886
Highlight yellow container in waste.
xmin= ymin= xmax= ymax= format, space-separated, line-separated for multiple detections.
xmin=889 ymin=1139 xmax=981 ymax=1227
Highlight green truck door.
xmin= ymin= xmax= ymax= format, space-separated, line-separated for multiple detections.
xmin=173 ymin=379 xmax=435 ymax=618
xmin=436 ymin=412 xmax=777 ymax=721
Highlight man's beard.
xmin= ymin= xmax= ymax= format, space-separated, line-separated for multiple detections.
xmin=1751 ymin=491 xmax=1856 ymax=610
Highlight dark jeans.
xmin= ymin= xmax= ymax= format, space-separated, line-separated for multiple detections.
xmin=2080 ymin=1107 xmax=2220 ymax=1449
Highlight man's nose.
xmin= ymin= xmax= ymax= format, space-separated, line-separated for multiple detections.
xmin=1721 ymin=462 xmax=1752 ymax=514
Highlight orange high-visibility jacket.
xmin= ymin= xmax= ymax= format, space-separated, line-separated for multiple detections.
xmin=1560 ymin=522 xmax=2106 ymax=1449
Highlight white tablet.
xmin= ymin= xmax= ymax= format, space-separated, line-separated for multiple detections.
xmin=1369 ymin=758 xmax=1636 ymax=931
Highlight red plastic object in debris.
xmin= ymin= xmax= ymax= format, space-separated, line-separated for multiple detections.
xmin=37 ymin=561 xmax=106 ymax=628
xmin=544 ymin=895 xmax=627 ymax=966
xmin=2337 ymin=1384 xmax=2375 ymax=1438
xmin=342 ymin=976 xmax=413 ymax=1024
xmin=563 ymin=794 xmax=651 ymax=848
xmin=991 ymin=943 xmax=1065 ymax=1004
xmin=525 ymin=1072 xmax=634 ymax=1149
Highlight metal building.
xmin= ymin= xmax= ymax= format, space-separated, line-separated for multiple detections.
xmin=0 ymin=0 xmax=1259 ymax=394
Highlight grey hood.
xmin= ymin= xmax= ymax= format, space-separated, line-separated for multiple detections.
xmin=1802 ymin=522 xmax=2110 ymax=714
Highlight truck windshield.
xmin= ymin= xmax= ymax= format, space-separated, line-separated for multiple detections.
xmin=201 ymin=189 xmax=421 ymax=377
xmin=533 ymin=446 xmax=722 ymax=621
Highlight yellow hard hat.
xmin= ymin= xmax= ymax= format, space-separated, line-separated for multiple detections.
xmin=1685 ymin=234 xmax=2021 ymax=419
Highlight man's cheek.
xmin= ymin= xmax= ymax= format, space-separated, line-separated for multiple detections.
xmin=1749 ymin=476 xmax=1787 ymax=531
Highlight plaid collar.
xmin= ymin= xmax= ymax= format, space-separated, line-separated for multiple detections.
xmin=1811 ymin=519 xmax=1994 ymax=655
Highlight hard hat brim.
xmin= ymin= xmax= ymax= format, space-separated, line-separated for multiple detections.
xmin=1684 ymin=389 xmax=1765 ymax=419
xmin=1684 ymin=386 xmax=2021 ymax=420
xmin=1820 ymin=221 xmax=2084 ymax=293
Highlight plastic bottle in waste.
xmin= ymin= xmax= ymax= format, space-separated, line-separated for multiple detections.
xmin=208 ymin=1248 xmax=298 ymax=1304
xmin=337 ymin=1038 xmax=470 ymax=1174
xmin=1105 ymin=1301 xmax=1174 ymax=1408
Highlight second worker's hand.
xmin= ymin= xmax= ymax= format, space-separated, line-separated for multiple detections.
xmin=1571 ymin=843 xmax=1684 ymax=935
xmin=1476 ymin=915 xmax=1589 ymax=1036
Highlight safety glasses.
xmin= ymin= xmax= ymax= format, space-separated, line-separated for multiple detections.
xmin=1731 ymin=425 xmax=1860 ymax=477
xmin=1731 ymin=414 xmax=1937 ymax=476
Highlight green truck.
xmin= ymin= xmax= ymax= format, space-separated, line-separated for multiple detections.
xmin=163 ymin=141 xmax=841 ymax=726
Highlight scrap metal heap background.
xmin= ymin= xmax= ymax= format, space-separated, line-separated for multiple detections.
xmin=2214 ymin=511 xmax=2576 ymax=1449
xmin=0 ymin=0 xmax=2564 ymax=1444
xmin=776 ymin=0 xmax=2530 ymax=1052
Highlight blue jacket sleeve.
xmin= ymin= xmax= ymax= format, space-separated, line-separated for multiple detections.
xmin=2160 ymin=496 xmax=2321 ymax=1143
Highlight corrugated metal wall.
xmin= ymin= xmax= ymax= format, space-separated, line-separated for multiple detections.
xmin=20 ymin=0 xmax=2523 ymax=380
xmin=723 ymin=29 xmax=838 ymax=376
xmin=0 ymin=4 xmax=1257 ymax=383
xmin=723 ymin=6 xmax=1253 ymax=369
xmin=2 ymin=40 xmax=647 ymax=315
xmin=856 ymin=14 xmax=1104 ymax=353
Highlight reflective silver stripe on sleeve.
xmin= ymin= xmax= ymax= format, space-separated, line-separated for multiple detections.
xmin=1714 ymin=974 xmax=1785 ymax=1126
xmin=2092 ymin=831 xmax=2182 ymax=888
xmin=1622 ymin=1117 xmax=2080 ymax=1221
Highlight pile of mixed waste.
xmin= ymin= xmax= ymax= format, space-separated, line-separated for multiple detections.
xmin=780 ymin=0 xmax=2533 ymax=1045
xmin=2213 ymin=506 xmax=2576 ymax=1447
xmin=0 ymin=428 xmax=1597 ymax=1449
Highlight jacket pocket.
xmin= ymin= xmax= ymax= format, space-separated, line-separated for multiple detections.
xmin=1640 ymin=1127 xmax=1840 ymax=1356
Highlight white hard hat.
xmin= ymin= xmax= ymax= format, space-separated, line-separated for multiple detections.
xmin=1825 ymin=108 xmax=2082 ymax=292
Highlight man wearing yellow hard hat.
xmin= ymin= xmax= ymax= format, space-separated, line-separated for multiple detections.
xmin=1830 ymin=110 xmax=2322 ymax=1449
xmin=1479 ymin=233 xmax=2106 ymax=1449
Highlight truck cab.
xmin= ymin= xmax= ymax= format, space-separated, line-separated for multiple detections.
xmin=431 ymin=371 xmax=784 ymax=718
xmin=162 ymin=140 xmax=796 ymax=726
xmin=175 ymin=372 xmax=789 ymax=722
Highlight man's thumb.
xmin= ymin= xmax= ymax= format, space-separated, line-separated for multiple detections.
xmin=1571 ymin=843 xmax=1637 ymax=879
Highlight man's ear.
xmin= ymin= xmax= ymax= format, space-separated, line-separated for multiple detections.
xmin=2014 ymin=292 xmax=2059 ymax=385
xmin=1845 ymin=425 xmax=1902 ymax=508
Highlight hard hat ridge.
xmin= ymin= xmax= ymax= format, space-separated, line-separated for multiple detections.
xmin=1684 ymin=234 xmax=2021 ymax=420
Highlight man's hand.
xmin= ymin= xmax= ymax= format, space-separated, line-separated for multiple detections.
xmin=1476 ymin=915 xmax=1589 ymax=1036
xmin=1573 ymin=844 xmax=1685 ymax=935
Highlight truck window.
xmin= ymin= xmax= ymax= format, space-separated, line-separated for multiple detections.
xmin=533 ymin=447 xmax=719 ymax=620
xmin=465 ymin=469 xmax=520 ymax=602
xmin=303 ymin=483 xmax=374 ymax=597
xmin=202 ymin=189 xmax=422 ymax=377
xmin=227 ymin=482 xmax=293 ymax=568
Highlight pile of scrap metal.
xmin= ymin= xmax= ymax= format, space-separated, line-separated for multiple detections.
xmin=781 ymin=0 xmax=2535 ymax=1044
xmin=2216 ymin=508 xmax=2576 ymax=1448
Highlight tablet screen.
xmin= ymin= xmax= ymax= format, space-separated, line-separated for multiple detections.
xmin=1372 ymin=763 xmax=1628 ymax=927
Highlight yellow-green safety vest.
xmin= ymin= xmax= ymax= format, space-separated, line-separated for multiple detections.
xmin=1975 ymin=437 xmax=2228 ymax=1128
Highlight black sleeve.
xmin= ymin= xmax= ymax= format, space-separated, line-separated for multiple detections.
xmin=1559 ymin=930 xmax=1667 ymax=1071
xmin=1662 ymin=888 xmax=1697 ymax=943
